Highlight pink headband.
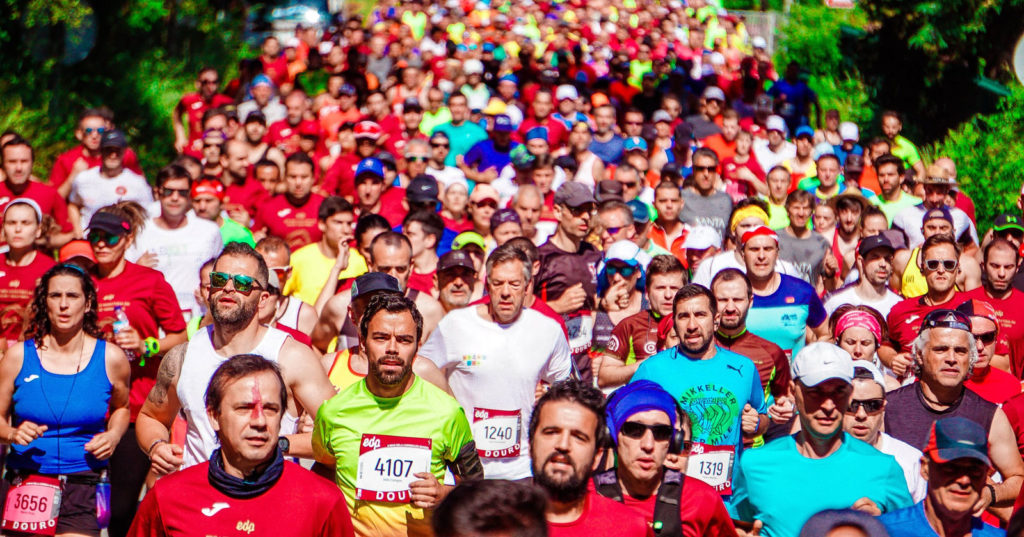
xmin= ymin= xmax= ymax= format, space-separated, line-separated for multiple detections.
xmin=836 ymin=310 xmax=882 ymax=343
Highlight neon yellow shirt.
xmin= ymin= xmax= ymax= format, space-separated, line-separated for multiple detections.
xmin=284 ymin=243 xmax=367 ymax=306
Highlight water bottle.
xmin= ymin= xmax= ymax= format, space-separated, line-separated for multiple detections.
xmin=96 ymin=470 xmax=111 ymax=529
xmin=112 ymin=306 xmax=136 ymax=361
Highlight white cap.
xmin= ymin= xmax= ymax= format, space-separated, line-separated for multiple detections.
xmin=283 ymin=37 xmax=300 ymax=49
xmin=752 ymin=36 xmax=767 ymax=49
xmin=766 ymin=115 xmax=787 ymax=134
xmin=604 ymin=240 xmax=652 ymax=269
xmin=652 ymin=110 xmax=673 ymax=124
xmin=556 ymin=84 xmax=579 ymax=102
xmin=318 ymin=41 xmax=334 ymax=55
xmin=813 ymin=142 xmax=836 ymax=160
xmin=839 ymin=121 xmax=859 ymax=141
xmin=851 ymin=361 xmax=886 ymax=391
xmin=710 ymin=52 xmax=726 ymax=66
xmin=702 ymin=86 xmax=726 ymax=102
xmin=792 ymin=343 xmax=855 ymax=387
xmin=683 ymin=226 xmax=722 ymax=250
xmin=463 ymin=59 xmax=484 ymax=75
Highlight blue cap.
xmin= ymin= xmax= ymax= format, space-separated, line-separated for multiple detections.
xmin=524 ymin=127 xmax=548 ymax=142
xmin=499 ymin=73 xmax=518 ymax=84
xmin=624 ymin=136 xmax=648 ymax=152
xmin=355 ymin=158 xmax=385 ymax=181
xmin=340 ymin=83 xmax=357 ymax=96
xmin=493 ymin=114 xmax=514 ymax=132
xmin=925 ymin=417 xmax=990 ymax=467
xmin=795 ymin=125 xmax=815 ymax=139
xmin=351 ymin=272 xmax=402 ymax=300
xmin=605 ymin=380 xmax=678 ymax=445
xmin=251 ymin=74 xmax=274 ymax=88
xmin=626 ymin=199 xmax=650 ymax=224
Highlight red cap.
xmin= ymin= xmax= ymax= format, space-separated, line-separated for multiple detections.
xmin=191 ymin=178 xmax=226 ymax=201
xmin=59 ymin=239 xmax=97 ymax=264
xmin=955 ymin=299 xmax=998 ymax=325
xmin=741 ymin=225 xmax=778 ymax=245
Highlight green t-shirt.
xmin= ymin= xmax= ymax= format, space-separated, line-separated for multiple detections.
xmin=419 ymin=108 xmax=452 ymax=136
xmin=871 ymin=191 xmax=922 ymax=226
xmin=890 ymin=135 xmax=922 ymax=168
xmin=313 ymin=376 xmax=476 ymax=537
xmin=220 ymin=217 xmax=255 ymax=247
xmin=431 ymin=121 xmax=488 ymax=166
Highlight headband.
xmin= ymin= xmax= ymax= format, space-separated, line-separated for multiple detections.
xmin=836 ymin=310 xmax=882 ymax=344
xmin=730 ymin=206 xmax=769 ymax=233
xmin=740 ymin=225 xmax=778 ymax=245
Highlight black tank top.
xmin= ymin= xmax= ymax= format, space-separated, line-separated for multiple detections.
xmin=884 ymin=383 xmax=996 ymax=451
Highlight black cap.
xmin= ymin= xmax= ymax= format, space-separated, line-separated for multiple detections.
xmin=437 ymin=250 xmax=476 ymax=273
xmin=403 ymin=97 xmax=423 ymax=112
xmin=661 ymin=162 xmax=683 ymax=180
xmin=798 ymin=509 xmax=890 ymax=537
xmin=88 ymin=212 xmax=132 ymax=235
xmin=857 ymin=234 xmax=894 ymax=257
xmin=351 ymin=272 xmax=402 ymax=300
xmin=100 ymin=129 xmax=127 ymax=149
xmin=993 ymin=213 xmax=1024 ymax=233
xmin=407 ymin=175 xmax=440 ymax=204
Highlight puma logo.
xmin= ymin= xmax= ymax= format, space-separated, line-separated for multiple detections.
xmin=725 ymin=364 xmax=743 ymax=376
xmin=201 ymin=502 xmax=230 ymax=516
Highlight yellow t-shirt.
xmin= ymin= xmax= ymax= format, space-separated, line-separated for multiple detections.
xmin=284 ymin=243 xmax=368 ymax=306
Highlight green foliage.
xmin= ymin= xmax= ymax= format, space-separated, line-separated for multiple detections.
xmin=0 ymin=0 xmax=255 ymax=179
xmin=772 ymin=3 xmax=873 ymax=127
xmin=925 ymin=87 xmax=1024 ymax=233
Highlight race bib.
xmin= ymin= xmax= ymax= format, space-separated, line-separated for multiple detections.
xmin=2 ymin=475 xmax=61 ymax=536
xmin=356 ymin=434 xmax=432 ymax=503
xmin=472 ymin=408 xmax=521 ymax=459
xmin=685 ymin=443 xmax=735 ymax=495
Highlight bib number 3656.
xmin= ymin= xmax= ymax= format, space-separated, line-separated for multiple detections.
xmin=356 ymin=434 xmax=432 ymax=503
xmin=2 ymin=475 xmax=61 ymax=536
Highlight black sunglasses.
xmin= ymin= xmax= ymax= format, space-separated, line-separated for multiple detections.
xmin=567 ymin=203 xmax=597 ymax=217
xmin=209 ymin=271 xmax=262 ymax=295
xmin=431 ymin=143 xmax=450 ymax=149
xmin=620 ymin=422 xmax=674 ymax=442
xmin=846 ymin=398 xmax=884 ymax=415
xmin=87 ymin=230 xmax=122 ymax=246
xmin=924 ymin=259 xmax=958 ymax=272
xmin=693 ymin=165 xmax=717 ymax=172
xmin=973 ymin=331 xmax=998 ymax=345
xmin=606 ymin=264 xmax=638 ymax=278
xmin=160 ymin=187 xmax=190 ymax=198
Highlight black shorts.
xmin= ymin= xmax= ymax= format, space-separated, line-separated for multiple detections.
xmin=1 ymin=470 xmax=101 ymax=536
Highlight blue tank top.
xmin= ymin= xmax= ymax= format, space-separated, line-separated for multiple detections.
xmin=10 ymin=339 xmax=111 ymax=474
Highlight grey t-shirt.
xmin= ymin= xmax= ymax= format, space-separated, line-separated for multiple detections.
xmin=777 ymin=230 xmax=829 ymax=285
xmin=679 ymin=189 xmax=733 ymax=240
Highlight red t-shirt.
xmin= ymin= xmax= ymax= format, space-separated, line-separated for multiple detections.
xmin=966 ymin=367 xmax=1021 ymax=404
xmin=614 ymin=477 xmax=737 ymax=537
xmin=252 ymin=193 xmax=325 ymax=250
xmin=407 ymin=269 xmax=435 ymax=294
xmin=260 ymin=55 xmax=290 ymax=88
xmin=128 ymin=461 xmax=354 ymax=537
xmin=885 ymin=293 xmax=964 ymax=353
xmin=702 ymin=134 xmax=737 ymax=162
xmin=548 ymin=492 xmax=651 ymax=537
xmin=0 ymin=252 xmax=55 ymax=343
xmin=376 ymin=187 xmax=408 ymax=228
xmin=322 ymin=152 xmax=361 ymax=199
xmin=178 ymin=92 xmax=234 ymax=142
xmin=518 ymin=117 xmax=570 ymax=151
xmin=441 ymin=214 xmax=474 ymax=233
xmin=97 ymin=262 xmax=187 ymax=420
xmin=999 ymin=391 xmax=1024 ymax=457
xmin=0 ymin=180 xmax=73 ymax=232
xmin=959 ymin=287 xmax=1024 ymax=362
xmin=223 ymin=178 xmax=269 ymax=220
xmin=267 ymin=119 xmax=320 ymax=156
xmin=48 ymin=145 xmax=143 ymax=189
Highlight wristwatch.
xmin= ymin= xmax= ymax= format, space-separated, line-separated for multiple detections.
xmin=278 ymin=436 xmax=290 ymax=455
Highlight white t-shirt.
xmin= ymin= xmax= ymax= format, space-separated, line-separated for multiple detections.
xmin=492 ymin=165 xmax=567 ymax=206
xmin=879 ymin=432 xmax=928 ymax=503
xmin=823 ymin=285 xmax=903 ymax=319
xmin=892 ymin=204 xmax=978 ymax=248
xmin=753 ymin=139 xmax=797 ymax=173
xmin=70 ymin=166 xmax=154 ymax=229
xmin=691 ymin=250 xmax=804 ymax=288
xmin=126 ymin=215 xmax=223 ymax=317
xmin=425 ymin=165 xmax=468 ymax=191
xmin=419 ymin=306 xmax=572 ymax=479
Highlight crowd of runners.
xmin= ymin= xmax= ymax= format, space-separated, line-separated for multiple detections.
xmin=1 ymin=0 xmax=1023 ymax=536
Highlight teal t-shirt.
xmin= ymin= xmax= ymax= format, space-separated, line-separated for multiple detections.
xmin=731 ymin=434 xmax=913 ymax=537
xmin=432 ymin=121 xmax=488 ymax=166
xmin=746 ymin=274 xmax=826 ymax=356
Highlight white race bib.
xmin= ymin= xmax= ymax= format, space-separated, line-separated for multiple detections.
xmin=472 ymin=408 xmax=521 ymax=459
xmin=685 ymin=443 xmax=735 ymax=495
xmin=356 ymin=434 xmax=433 ymax=503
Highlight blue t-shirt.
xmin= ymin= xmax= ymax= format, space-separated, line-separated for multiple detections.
xmin=432 ymin=121 xmax=488 ymax=166
xmin=463 ymin=139 xmax=519 ymax=173
xmin=832 ymin=143 xmax=863 ymax=167
xmin=589 ymin=135 xmax=626 ymax=165
xmin=878 ymin=501 xmax=1005 ymax=537
xmin=746 ymin=274 xmax=826 ymax=356
xmin=731 ymin=434 xmax=912 ymax=537
xmin=630 ymin=345 xmax=767 ymax=486
xmin=767 ymin=79 xmax=817 ymax=124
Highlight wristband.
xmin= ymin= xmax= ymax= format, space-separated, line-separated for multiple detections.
xmin=143 ymin=337 xmax=160 ymax=358
xmin=987 ymin=483 xmax=997 ymax=504
xmin=147 ymin=438 xmax=168 ymax=457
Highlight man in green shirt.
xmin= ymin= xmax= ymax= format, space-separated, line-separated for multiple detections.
xmin=881 ymin=110 xmax=926 ymax=180
xmin=869 ymin=154 xmax=921 ymax=226
xmin=432 ymin=93 xmax=487 ymax=166
xmin=313 ymin=294 xmax=483 ymax=537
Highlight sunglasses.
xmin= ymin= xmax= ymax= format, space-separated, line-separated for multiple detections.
xmin=924 ymin=259 xmax=958 ymax=272
xmin=921 ymin=309 xmax=972 ymax=332
xmin=431 ymin=143 xmax=450 ymax=149
xmin=83 ymin=127 xmax=106 ymax=135
xmin=199 ymin=78 xmax=219 ymax=85
xmin=605 ymin=225 xmax=626 ymax=236
xmin=619 ymin=181 xmax=638 ymax=189
xmin=973 ymin=331 xmax=998 ymax=345
xmin=567 ymin=203 xmax=597 ymax=217
xmin=160 ymin=187 xmax=190 ymax=198
xmin=606 ymin=264 xmax=638 ymax=278
xmin=209 ymin=271 xmax=262 ymax=295
xmin=624 ymin=121 xmax=644 ymax=126
xmin=87 ymin=230 xmax=123 ymax=246
xmin=846 ymin=398 xmax=884 ymax=415
xmin=406 ymin=156 xmax=428 ymax=162
xmin=473 ymin=199 xmax=498 ymax=209
xmin=619 ymin=422 xmax=675 ymax=442
xmin=693 ymin=165 xmax=717 ymax=172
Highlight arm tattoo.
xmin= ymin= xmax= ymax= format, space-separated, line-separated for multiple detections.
xmin=147 ymin=344 xmax=185 ymax=406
